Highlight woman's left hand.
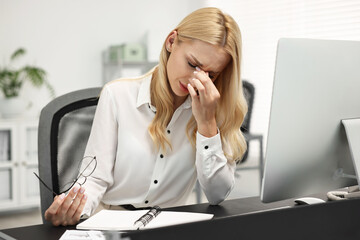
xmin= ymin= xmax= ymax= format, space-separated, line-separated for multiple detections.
xmin=188 ymin=67 xmax=219 ymax=138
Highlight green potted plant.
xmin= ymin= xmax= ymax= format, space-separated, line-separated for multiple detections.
xmin=0 ymin=48 xmax=55 ymax=118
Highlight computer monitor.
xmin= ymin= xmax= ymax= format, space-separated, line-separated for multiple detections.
xmin=260 ymin=38 xmax=360 ymax=203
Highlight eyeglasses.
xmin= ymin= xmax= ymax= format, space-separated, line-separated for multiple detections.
xmin=34 ymin=156 xmax=97 ymax=196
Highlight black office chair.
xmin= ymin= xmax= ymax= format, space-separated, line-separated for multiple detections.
xmin=37 ymin=87 xmax=101 ymax=223
xmin=236 ymin=80 xmax=264 ymax=189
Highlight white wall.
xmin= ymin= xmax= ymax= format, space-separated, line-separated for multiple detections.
xmin=0 ymin=0 xmax=205 ymax=116
xmin=205 ymin=0 xmax=360 ymax=158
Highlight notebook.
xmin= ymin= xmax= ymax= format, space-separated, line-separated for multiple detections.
xmin=76 ymin=209 xmax=214 ymax=231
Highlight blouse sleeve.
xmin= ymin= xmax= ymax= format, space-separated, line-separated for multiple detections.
xmin=81 ymin=85 xmax=118 ymax=217
xmin=195 ymin=131 xmax=236 ymax=205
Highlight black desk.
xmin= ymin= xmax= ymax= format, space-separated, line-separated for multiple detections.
xmin=3 ymin=195 xmax=360 ymax=240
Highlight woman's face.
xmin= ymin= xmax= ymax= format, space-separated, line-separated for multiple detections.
xmin=166 ymin=31 xmax=231 ymax=107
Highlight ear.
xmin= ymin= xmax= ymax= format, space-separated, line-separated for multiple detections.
xmin=165 ymin=31 xmax=177 ymax=52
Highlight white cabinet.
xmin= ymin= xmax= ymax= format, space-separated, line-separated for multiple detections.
xmin=0 ymin=118 xmax=39 ymax=211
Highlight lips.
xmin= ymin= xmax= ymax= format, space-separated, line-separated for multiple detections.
xmin=179 ymin=81 xmax=189 ymax=93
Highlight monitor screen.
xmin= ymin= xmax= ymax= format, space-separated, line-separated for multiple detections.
xmin=261 ymin=38 xmax=360 ymax=203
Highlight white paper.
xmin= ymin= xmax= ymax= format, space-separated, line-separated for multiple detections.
xmin=59 ymin=230 xmax=106 ymax=240
xmin=76 ymin=209 xmax=213 ymax=231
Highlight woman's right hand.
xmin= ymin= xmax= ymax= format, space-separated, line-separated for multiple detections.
xmin=44 ymin=185 xmax=87 ymax=226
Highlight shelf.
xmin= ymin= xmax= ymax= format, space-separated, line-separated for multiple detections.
xmin=102 ymin=47 xmax=158 ymax=84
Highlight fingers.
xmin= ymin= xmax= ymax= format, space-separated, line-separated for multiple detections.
xmin=66 ymin=186 xmax=85 ymax=219
xmin=44 ymin=193 xmax=66 ymax=222
xmin=59 ymin=185 xmax=80 ymax=217
xmin=189 ymin=77 xmax=219 ymax=105
xmin=191 ymin=68 xmax=219 ymax=100
xmin=70 ymin=194 xmax=87 ymax=225
xmin=44 ymin=185 xmax=87 ymax=226
xmin=189 ymin=78 xmax=206 ymax=102
xmin=194 ymin=67 xmax=217 ymax=91
xmin=187 ymin=83 xmax=197 ymax=98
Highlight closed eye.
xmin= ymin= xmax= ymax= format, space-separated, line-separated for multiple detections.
xmin=188 ymin=61 xmax=196 ymax=68
xmin=188 ymin=61 xmax=215 ymax=79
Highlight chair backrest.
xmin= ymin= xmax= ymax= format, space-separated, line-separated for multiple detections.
xmin=241 ymin=80 xmax=255 ymax=134
xmin=38 ymin=87 xmax=101 ymax=222
xmin=240 ymin=80 xmax=255 ymax=163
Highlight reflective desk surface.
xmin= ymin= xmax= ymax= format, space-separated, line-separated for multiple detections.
xmin=3 ymin=193 xmax=360 ymax=240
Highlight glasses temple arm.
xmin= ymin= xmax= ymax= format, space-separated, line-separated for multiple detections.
xmin=33 ymin=172 xmax=58 ymax=196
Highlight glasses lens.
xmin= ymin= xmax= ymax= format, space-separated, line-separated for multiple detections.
xmin=61 ymin=181 xmax=76 ymax=193
xmin=77 ymin=175 xmax=87 ymax=185
xmin=79 ymin=156 xmax=97 ymax=177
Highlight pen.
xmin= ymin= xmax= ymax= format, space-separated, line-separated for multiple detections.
xmin=133 ymin=206 xmax=162 ymax=230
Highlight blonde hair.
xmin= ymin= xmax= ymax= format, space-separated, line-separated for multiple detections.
xmin=148 ymin=7 xmax=247 ymax=162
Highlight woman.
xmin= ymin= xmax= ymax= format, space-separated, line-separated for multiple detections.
xmin=45 ymin=7 xmax=247 ymax=226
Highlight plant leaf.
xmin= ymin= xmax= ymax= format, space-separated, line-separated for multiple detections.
xmin=22 ymin=66 xmax=46 ymax=87
xmin=0 ymin=69 xmax=22 ymax=97
xmin=0 ymin=48 xmax=55 ymax=98
xmin=11 ymin=48 xmax=26 ymax=61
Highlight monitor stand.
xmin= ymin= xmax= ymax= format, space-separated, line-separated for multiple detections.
xmin=339 ymin=118 xmax=360 ymax=198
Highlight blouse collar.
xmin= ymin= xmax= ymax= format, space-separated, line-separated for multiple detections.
xmin=136 ymin=74 xmax=192 ymax=112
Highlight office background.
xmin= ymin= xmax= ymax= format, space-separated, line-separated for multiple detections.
xmin=0 ymin=0 xmax=359 ymax=229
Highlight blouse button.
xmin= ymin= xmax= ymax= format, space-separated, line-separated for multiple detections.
xmin=154 ymin=180 xmax=158 ymax=184
xmin=204 ymin=145 xmax=209 ymax=150
xmin=160 ymin=154 xmax=164 ymax=158
xmin=167 ymin=129 xmax=171 ymax=134
xmin=145 ymin=200 xmax=149 ymax=204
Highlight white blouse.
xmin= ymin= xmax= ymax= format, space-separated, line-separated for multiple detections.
xmin=81 ymin=72 xmax=236 ymax=217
